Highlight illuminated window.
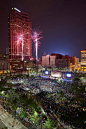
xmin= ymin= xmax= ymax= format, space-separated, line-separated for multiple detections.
xmin=84 ymin=69 xmax=86 ymax=71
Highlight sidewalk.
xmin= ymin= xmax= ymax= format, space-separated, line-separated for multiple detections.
xmin=0 ymin=119 xmax=6 ymax=129
xmin=0 ymin=105 xmax=27 ymax=129
xmin=52 ymin=112 xmax=73 ymax=129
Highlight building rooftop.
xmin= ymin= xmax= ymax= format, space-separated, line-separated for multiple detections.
xmin=81 ymin=49 xmax=86 ymax=52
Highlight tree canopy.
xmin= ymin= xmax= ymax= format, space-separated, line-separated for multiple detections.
xmin=69 ymin=77 xmax=85 ymax=104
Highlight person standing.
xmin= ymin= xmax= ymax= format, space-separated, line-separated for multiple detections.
xmin=12 ymin=123 xmax=15 ymax=127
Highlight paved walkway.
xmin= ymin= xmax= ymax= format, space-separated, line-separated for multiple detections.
xmin=0 ymin=105 xmax=27 ymax=129
xmin=0 ymin=119 xmax=6 ymax=129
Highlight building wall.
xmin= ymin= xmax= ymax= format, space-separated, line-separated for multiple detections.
xmin=0 ymin=59 xmax=10 ymax=74
xmin=6 ymin=47 xmax=9 ymax=54
xmin=25 ymin=61 xmax=36 ymax=69
xmin=72 ymin=56 xmax=79 ymax=65
xmin=50 ymin=56 xmax=56 ymax=67
xmin=0 ymin=54 xmax=4 ymax=58
xmin=51 ymin=53 xmax=63 ymax=59
xmin=42 ymin=54 xmax=79 ymax=70
xmin=42 ymin=56 xmax=46 ymax=67
xmin=10 ymin=59 xmax=24 ymax=71
xmin=8 ymin=7 xmax=32 ymax=60
xmin=81 ymin=50 xmax=86 ymax=71
xmin=42 ymin=55 xmax=50 ymax=67
xmin=56 ymin=59 xmax=70 ymax=68
xmin=46 ymin=55 xmax=50 ymax=67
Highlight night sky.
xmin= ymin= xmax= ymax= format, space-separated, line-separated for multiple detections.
xmin=0 ymin=0 xmax=86 ymax=60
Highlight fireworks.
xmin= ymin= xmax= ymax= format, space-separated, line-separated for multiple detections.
xmin=32 ymin=29 xmax=42 ymax=61
xmin=12 ymin=30 xmax=30 ymax=61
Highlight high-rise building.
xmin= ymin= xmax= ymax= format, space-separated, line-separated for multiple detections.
xmin=6 ymin=47 xmax=9 ymax=54
xmin=81 ymin=49 xmax=86 ymax=71
xmin=8 ymin=7 xmax=32 ymax=60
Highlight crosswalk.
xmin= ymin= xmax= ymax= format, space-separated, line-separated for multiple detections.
xmin=0 ymin=113 xmax=8 ymax=120
xmin=0 ymin=113 xmax=27 ymax=129
xmin=0 ymin=105 xmax=28 ymax=129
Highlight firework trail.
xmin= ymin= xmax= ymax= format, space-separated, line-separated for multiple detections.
xmin=32 ymin=29 xmax=42 ymax=61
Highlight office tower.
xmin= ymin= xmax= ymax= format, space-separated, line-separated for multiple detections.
xmin=6 ymin=47 xmax=9 ymax=54
xmin=81 ymin=49 xmax=86 ymax=71
xmin=8 ymin=7 xmax=32 ymax=60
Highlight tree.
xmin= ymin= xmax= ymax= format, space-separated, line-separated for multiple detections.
xmin=18 ymin=108 xmax=28 ymax=119
xmin=62 ymin=80 xmax=64 ymax=86
xmin=59 ymin=91 xmax=64 ymax=103
xmin=0 ymin=82 xmax=11 ymax=92
xmin=69 ymin=77 xmax=85 ymax=104
xmin=5 ymin=89 xmax=20 ymax=113
xmin=54 ymin=78 xmax=56 ymax=83
xmin=44 ymin=116 xmax=55 ymax=129
xmin=65 ymin=82 xmax=68 ymax=93
xmin=30 ymin=109 xmax=40 ymax=127
xmin=19 ymin=94 xmax=29 ymax=108
xmin=58 ymin=78 xmax=60 ymax=83
xmin=0 ymin=91 xmax=5 ymax=103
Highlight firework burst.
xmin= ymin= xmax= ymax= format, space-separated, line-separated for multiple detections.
xmin=12 ymin=30 xmax=30 ymax=61
xmin=32 ymin=29 xmax=42 ymax=61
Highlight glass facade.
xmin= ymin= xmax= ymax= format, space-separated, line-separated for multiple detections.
xmin=8 ymin=7 xmax=32 ymax=60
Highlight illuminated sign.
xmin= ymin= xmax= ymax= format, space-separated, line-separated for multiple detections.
xmin=52 ymin=73 xmax=61 ymax=77
xmin=14 ymin=7 xmax=21 ymax=12
xmin=66 ymin=73 xmax=71 ymax=77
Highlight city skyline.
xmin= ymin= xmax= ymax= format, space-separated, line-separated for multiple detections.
xmin=0 ymin=0 xmax=86 ymax=60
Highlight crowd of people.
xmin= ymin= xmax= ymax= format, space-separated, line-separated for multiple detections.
xmin=2 ymin=74 xmax=86 ymax=129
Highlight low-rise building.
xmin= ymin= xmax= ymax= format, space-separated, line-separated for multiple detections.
xmin=10 ymin=59 xmax=24 ymax=71
xmin=56 ymin=59 xmax=70 ymax=69
xmin=42 ymin=54 xmax=50 ymax=67
xmin=42 ymin=54 xmax=79 ymax=70
xmin=10 ymin=56 xmax=36 ymax=72
xmin=0 ymin=58 xmax=10 ymax=74
xmin=50 ymin=55 xmax=56 ymax=67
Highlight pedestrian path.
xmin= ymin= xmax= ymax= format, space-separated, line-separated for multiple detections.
xmin=0 ymin=105 xmax=28 ymax=129
xmin=51 ymin=112 xmax=73 ymax=129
